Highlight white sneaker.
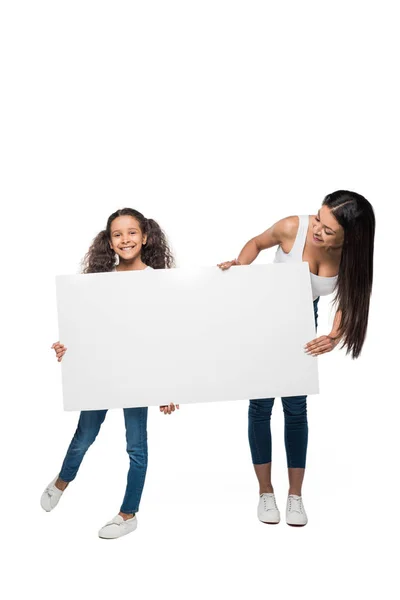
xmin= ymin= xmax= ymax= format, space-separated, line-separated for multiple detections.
xmin=286 ymin=494 xmax=308 ymax=526
xmin=98 ymin=515 xmax=138 ymax=539
xmin=257 ymin=493 xmax=280 ymax=524
xmin=40 ymin=476 xmax=64 ymax=512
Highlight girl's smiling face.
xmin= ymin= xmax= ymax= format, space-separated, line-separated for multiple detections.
xmin=109 ymin=215 xmax=147 ymax=262
xmin=312 ymin=205 xmax=344 ymax=250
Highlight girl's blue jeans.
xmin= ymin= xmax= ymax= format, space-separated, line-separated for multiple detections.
xmin=59 ymin=407 xmax=148 ymax=514
xmin=248 ymin=297 xmax=319 ymax=469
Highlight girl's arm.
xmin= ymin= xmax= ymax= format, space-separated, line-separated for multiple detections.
xmin=218 ymin=216 xmax=298 ymax=269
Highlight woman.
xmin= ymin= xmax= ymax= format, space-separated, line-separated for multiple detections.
xmin=41 ymin=208 xmax=179 ymax=539
xmin=218 ymin=190 xmax=375 ymax=526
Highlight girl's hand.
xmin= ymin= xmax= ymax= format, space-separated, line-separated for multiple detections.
xmin=51 ymin=341 xmax=67 ymax=362
xmin=217 ymin=259 xmax=241 ymax=270
xmin=159 ymin=403 xmax=180 ymax=415
xmin=304 ymin=335 xmax=338 ymax=357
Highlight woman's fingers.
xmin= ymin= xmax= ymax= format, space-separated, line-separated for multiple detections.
xmin=305 ymin=336 xmax=328 ymax=351
xmin=217 ymin=259 xmax=238 ymax=270
xmin=310 ymin=344 xmax=332 ymax=356
xmin=305 ymin=336 xmax=334 ymax=356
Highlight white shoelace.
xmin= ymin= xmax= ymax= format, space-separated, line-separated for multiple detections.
xmin=262 ymin=494 xmax=278 ymax=512
xmin=288 ymin=496 xmax=304 ymax=514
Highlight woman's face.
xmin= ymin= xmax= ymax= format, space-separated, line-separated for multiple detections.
xmin=311 ymin=205 xmax=344 ymax=249
xmin=109 ymin=215 xmax=147 ymax=262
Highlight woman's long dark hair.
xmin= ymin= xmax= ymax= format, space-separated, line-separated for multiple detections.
xmin=81 ymin=208 xmax=174 ymax=273
xmin=323 ymin=191 xmax=375 ymax=359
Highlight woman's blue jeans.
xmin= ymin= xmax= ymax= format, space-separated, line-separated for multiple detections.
xmin=248 ymin=298 xmax=319 ymax=469
xmin=59 ymin=407 xmax=148 ymax=514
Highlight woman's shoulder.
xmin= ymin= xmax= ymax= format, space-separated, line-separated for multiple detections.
xmin=274 ymin=215 xmax=300 ymax=241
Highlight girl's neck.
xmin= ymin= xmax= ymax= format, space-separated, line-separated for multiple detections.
xmin=116 ymin=257 xmax=148 ymax=272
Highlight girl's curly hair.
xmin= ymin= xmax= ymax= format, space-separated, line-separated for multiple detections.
xmin=81 ymin=208 xmax=175 ymax=273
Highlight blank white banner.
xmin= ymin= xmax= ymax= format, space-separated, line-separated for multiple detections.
xmin=56 ymin=264 xmax=319 ymax=410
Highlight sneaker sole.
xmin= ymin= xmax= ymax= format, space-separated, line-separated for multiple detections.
xmin=98 ymin=524 xmax=138 ymax=539
xmin=98 ymin=531 xmax=136 ymax=539
xmin=259 ymin=517 xmax=280 ymax=524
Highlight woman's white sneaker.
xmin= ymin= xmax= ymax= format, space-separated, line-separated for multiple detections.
xmin=257 ymin=493 xmax=280 ymax=524
xmin=40 ymin=476 xmax=64 ymax=512
xmin=286 ymin=494 xmax=308 ymax=526
xmin=98 ymin=515 xmax=138 ymax=539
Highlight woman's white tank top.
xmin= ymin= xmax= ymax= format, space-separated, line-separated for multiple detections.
xmin=274 ymin=215 xmax=338 ymax=300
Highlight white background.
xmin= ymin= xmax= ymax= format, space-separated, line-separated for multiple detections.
xmin=0 ymin=1 xmax=398 ymax=599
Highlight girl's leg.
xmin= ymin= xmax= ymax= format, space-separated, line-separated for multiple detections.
xmin=119 ymin=407 xmax=148 ymax=517
xmin=58 ymin=409 xmax=108 ymax=485
xmin=281 ymin=395 xmax=308 ymax=495
xmin=248 ymin=399 xmax=275 ymax=493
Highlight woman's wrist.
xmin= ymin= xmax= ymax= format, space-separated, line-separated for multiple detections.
xmin=328 ymin=331 xmax=341 ymax=346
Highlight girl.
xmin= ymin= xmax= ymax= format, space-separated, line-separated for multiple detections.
xmin=41 ymin=208 xmax=178 ymax=539
xmin=218 ymin=190 xmax=375 ymax=526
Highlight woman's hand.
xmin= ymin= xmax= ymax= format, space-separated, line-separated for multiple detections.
xmin=217 ymin=259 xmax=241 ymax=270
xmin=159 ymin=403 xmax=180 ymax=415
xmin=304 ymin=335 xmax=338 ymax=357
xmin=51 ymin=341 xmax=67 ymax=362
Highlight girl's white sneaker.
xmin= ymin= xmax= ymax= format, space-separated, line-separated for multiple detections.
xmin=257 ymin=493 xmax=281 ymax=524
xmin=40 ymin=476 xmax=64 ymax=512
xmin=286 ymin=494 xmax=308 ymax=526
xmin=98 ymin=515 xmax=138 ymax=539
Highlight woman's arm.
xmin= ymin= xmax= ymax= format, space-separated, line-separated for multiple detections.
xmin=329 ymin=309 xmax=343 ymax=342
xmin=305 ymin=309 xmax=343 ymax=356
xmin=218 ymin=216 xmax=298 ymax=269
